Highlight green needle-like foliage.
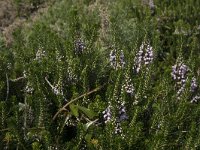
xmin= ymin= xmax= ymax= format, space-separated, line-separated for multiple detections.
xmin=0 ymin=0 xmax=200 ymax=149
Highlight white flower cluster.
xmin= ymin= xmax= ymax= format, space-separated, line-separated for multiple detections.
xmin=122 ymin=75 xmax=134 ymax=94
xmin=67 ymin=65 xmax=77 ymax=84
xmin=102 ymin=100 xmax=128 ymax=138
xmin=109 ymin=50 xmax=125 ymax=70
xmin=133 ymin=41 xmax=154 ymax=73
xmin=115 ymin=122 xmax=122 ymax=134
xmin=56 ymin=50 xmax=64 ymax=62
xmin=190 ymin=77 xmax=199 ymax=103
xmin=117 ymin=102 xmax=128 ymax=122
xmin=144 ymin=44 xmax=154 ymax=65
xmin=190 ymin=77 xmax=198 ymax=93
xmin=191 ymin=95 xmax=200 ymax=103
xmin=35 ymin=47 xmax=46 ymax=61
xmin=171 ymin=60 xmax=199 ymax=102
xmin=171 ymin=62 xmax=189 ymax=98
xmin=23 ymin=70 xmax=27 ymax=78
xmin=102 ymin=101 xmax=127 ymax=120
xmin=171 ymin=63 xmax=188 ymax=83
xmin=74 ymin=39 xmax=85 ymax=54
xmin=109 ymin=49 xmax=117 ymax=68
xmin=102 ymin=105 xmax=112 ymax=123
xmin=53 ymin=85 xmax=63 ymax=96
xmin=25 ymin=82 xmax=34 ymax=94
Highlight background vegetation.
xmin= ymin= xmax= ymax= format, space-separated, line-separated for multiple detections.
xmin=0 ymin=0 xmax=200 ymax=149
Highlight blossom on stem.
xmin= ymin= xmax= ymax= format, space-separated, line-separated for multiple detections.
xmin=53 ymin=86 xmax=63 ymax=96
xmin=35 ymin=47 xmax=46 ymax=61
xmin=115 ymin=122 xmax=122 ymax=134
xmin=109 ymin=49 xmax=117 ymax=69
xmin=144 ymin=44 xmax=154 ymax=65
xmin=102 ymin=105 xmax=112 ymax=123
xmin=190 ymin=77 xmax=198 ymax=93
xmin=117 ymin=102 xmax=128 ymax=122
xmin=114 ymin=121 xmax=125 ymax=138
xmin=133 ymin=41 xmax=154 ymax=73
xmin=191 ymin=95 xmax=200 ymax=103
xmin=171 ymin=61 xmax=189 ymax=99
xmin=109 ymin=49 xmax=125 ymax=70
xmin=122 ymin=75 xmax=134 ymax=95
xmin=74 ymin=39 xmax=85 ymax=54
xmin=25 ymin=82 xmax=34 ymax=94
xmin=171 ymin=63 xmax=189 ymax=82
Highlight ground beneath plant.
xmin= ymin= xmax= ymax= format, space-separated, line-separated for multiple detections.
xmin=0 ymin=0 xmax=17 ymax=30
xmin=0 ymin=0 xmax=54 ymax=46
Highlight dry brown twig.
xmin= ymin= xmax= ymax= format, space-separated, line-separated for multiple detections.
xmin=53 ymin=84 xmax=106 ymax=121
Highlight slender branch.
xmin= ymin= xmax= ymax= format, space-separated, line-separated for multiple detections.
xmin=23 ymin=97 xmax=27 ymax=139
xmin=10 ymin=76 xmax=25 ymax=82
xmin=6 ymin=73 xmax=9 ymax=101
xmin=45 ymin=76 xmax=65 ymax=96
xmin=83 ymin=116 xmax=99 ymax=123
xmin=0 ymin=127 xmax=45 ymax=132
xmin=53 ymin=84 xmax=105 ymax=120
xmin=45 ymin=76 xmax=55 ymax=89
xmin=0 ymin=128 xmax=10 ymax=132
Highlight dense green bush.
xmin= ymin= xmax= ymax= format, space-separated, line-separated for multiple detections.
xmin=1 ymin=0 xmax=200 ymax=149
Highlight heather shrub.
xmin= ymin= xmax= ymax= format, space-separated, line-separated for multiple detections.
xmin=0 ymin=0 xmax=200 ymax=149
